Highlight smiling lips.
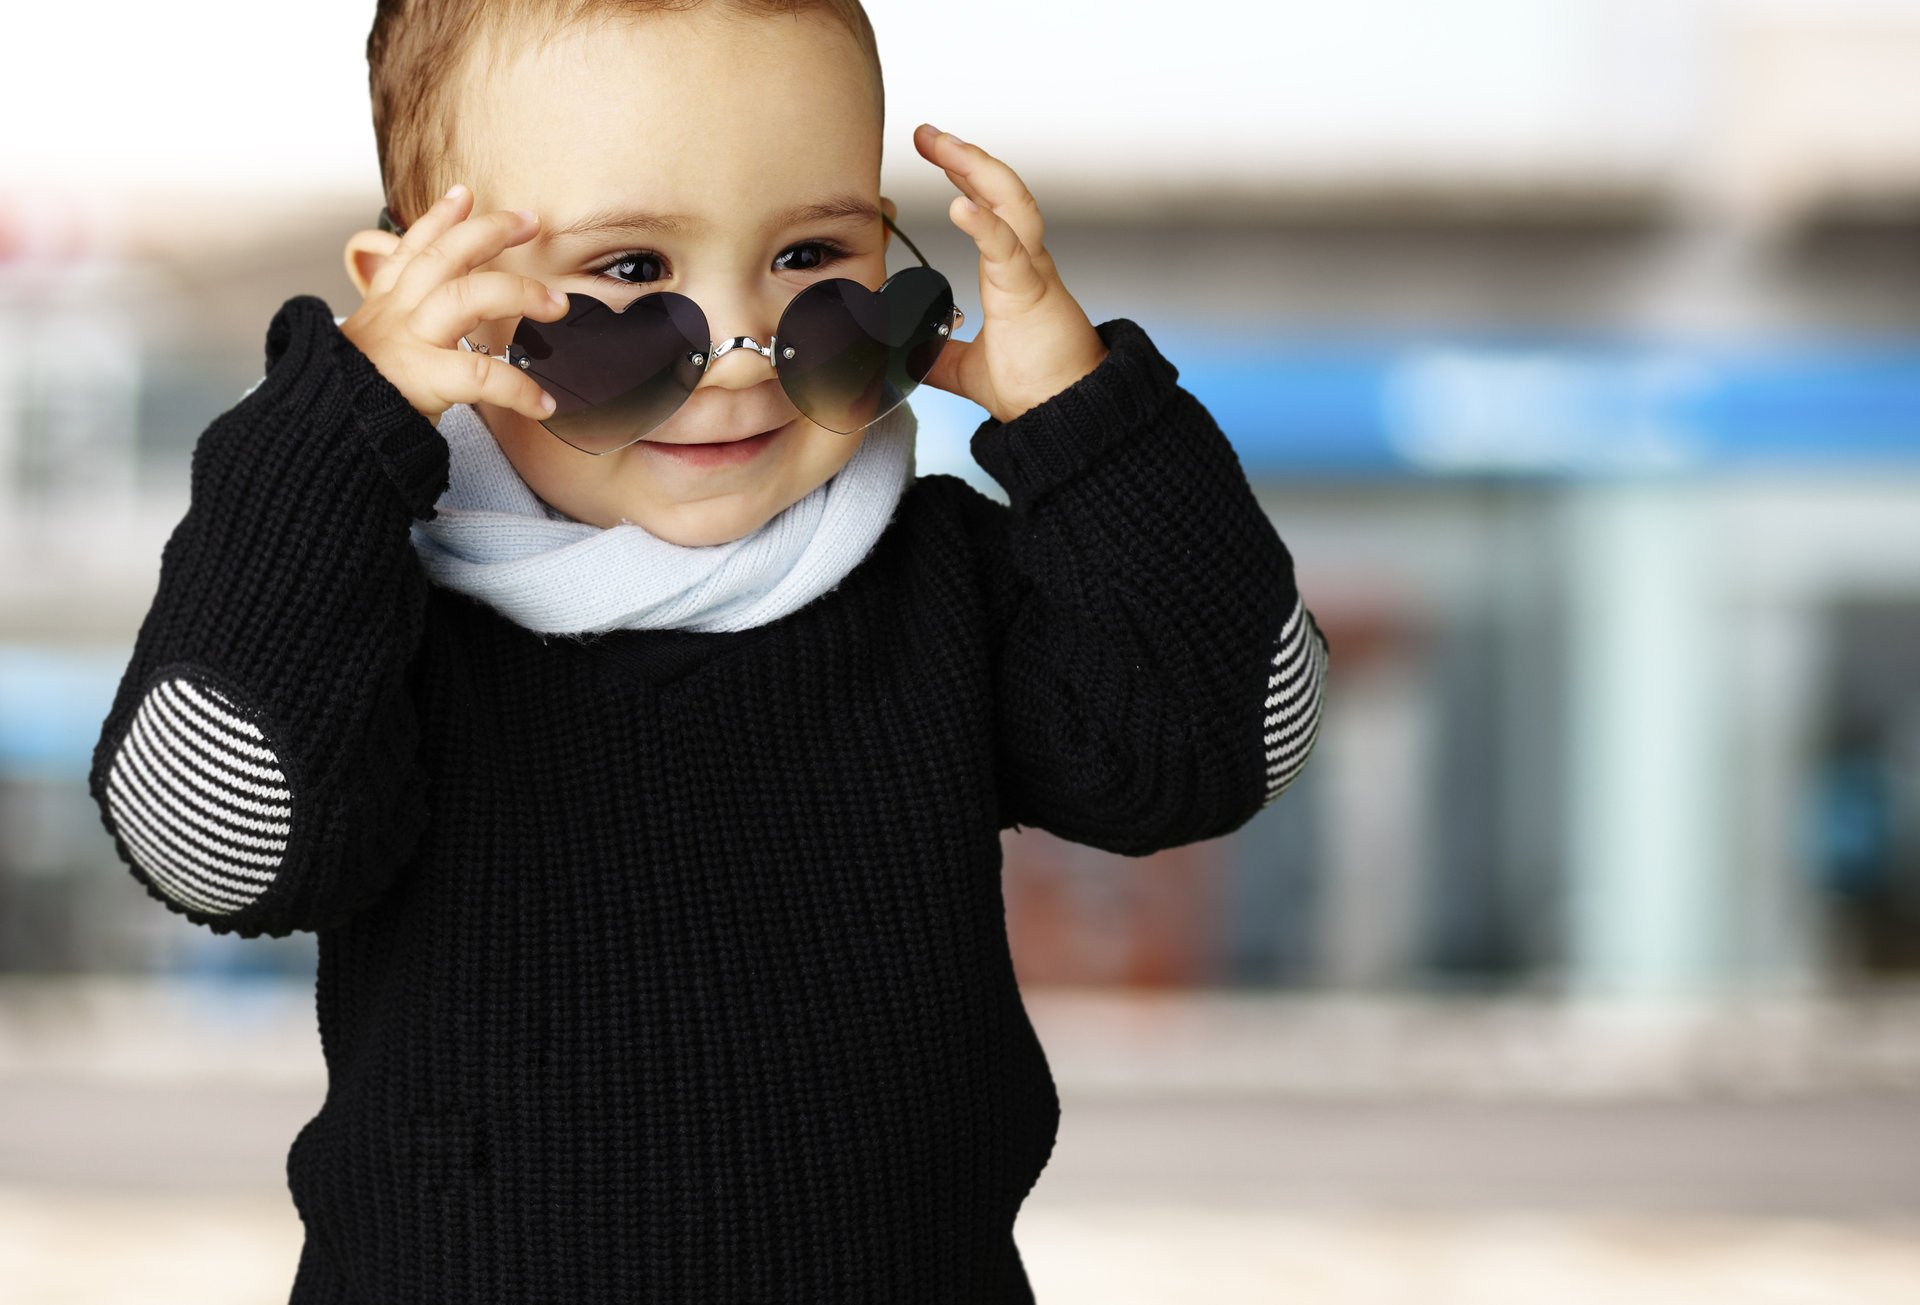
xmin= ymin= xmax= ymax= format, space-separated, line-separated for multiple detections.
xmin=638 ymin=420 xmax=791 ymax=465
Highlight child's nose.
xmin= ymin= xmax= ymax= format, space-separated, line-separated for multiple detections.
xmin=696 ymin=332 xmax=778 ymax=390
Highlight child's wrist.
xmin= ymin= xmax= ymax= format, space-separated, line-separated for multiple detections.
xmin=996 ymin=339 xmax=1112 ymax=425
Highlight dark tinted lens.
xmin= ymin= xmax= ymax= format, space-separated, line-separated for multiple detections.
xmin=508 ymin=292 xmax=709 ymax=454
xmin=774 ymin=266 xmax=954 ymax=435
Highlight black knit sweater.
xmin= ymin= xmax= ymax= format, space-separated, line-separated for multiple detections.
xmin=88 ymin=292 xmax=1329 ymax=1304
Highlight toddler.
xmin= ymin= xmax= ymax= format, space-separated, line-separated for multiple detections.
xmin=87 ymin=1 xmax=1330 ymax=1300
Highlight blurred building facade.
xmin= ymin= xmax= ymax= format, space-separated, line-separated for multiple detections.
xmin=2 ymin=0 xmax=1918 ymax=999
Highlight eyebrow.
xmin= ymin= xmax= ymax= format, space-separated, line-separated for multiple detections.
xmin=542 ymin=194 xmax=882 ymax=243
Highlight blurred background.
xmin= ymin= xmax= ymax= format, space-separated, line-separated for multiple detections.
xmin=5 ymin=0 xmax=1920 ymax=1301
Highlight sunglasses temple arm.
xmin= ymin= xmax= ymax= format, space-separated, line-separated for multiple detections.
xmin=877 ymin=213 xmax=964 ymax=331
xmin=881 ymin=210 xmax=933 ymax=268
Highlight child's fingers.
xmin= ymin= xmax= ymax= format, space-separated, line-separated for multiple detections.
xmin=918 ymin=330 xmax=973 ymax=398
xmin=444 ymin=337 xmax=558 ymax=422
xmin=949 ymin=195 xmax=1048 ymax=307
xmin=411 ymin=270 xmax=567 ymax=419
xmin=915 ymin=126 xmax=1048 ymax=262
xmin=413 ymin=268 xmax=568 ymax=354
xmin=918 ymin=136 xmax=991 ymax=208
xmin=367 ymin=183 xmax=473 ymax=299
xmin=391 ymin=205 xmax=544 ymax=314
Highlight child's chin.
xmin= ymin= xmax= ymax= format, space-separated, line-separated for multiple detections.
xmin=624 ymin=495 xmax=779 ymax=548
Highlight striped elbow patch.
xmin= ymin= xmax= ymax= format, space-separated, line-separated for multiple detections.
xmin=1261 ymin=597 xmax=1329 ymax=807
xmin=103 ymin=674 xmax=293 ymax=917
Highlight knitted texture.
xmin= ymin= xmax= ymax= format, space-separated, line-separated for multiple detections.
xmin=88 ymin=293 xmax=1329 ymax=1304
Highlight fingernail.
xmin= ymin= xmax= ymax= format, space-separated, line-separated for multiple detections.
xmin=513 ymin=208 xmax=538 ymax=224
xmin=444 ymin=183 xmax=466 ymax=200
xmin=962 ymin=198 xmax=979 ymax=214
xmin=539 ymin=391 xmax=557 ymax=414
xmin=548 ymin=288 xmax=567 ymax=308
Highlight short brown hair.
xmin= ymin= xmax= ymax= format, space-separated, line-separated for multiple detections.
xmin=366 ymin=0 xmax=883 ymax=230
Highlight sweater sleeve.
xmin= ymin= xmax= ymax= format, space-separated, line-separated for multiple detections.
xmin=959 ymin=316 xmax=1330 ymax=856
xmin=86 ymin=293 xmax=451 ymax=938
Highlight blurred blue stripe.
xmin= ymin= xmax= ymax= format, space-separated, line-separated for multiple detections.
xmin=1151 ymin=329 xmax=1920 ymax=476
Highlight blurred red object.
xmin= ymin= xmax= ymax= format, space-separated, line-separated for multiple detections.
xmin=1003 ymin=830 xmax=1227 ymax=987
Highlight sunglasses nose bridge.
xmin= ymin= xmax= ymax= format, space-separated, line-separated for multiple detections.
xmin=700 ymin=334 xmax=779 ymax=372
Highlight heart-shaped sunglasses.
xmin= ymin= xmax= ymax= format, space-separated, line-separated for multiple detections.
xmin=378 ymin=204 xmax=963 ymax=455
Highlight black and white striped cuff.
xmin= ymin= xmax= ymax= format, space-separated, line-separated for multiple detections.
xmin=1261 ymin=598 xmax=1328 ymax=807
xmin=103 ymin=672 xmax=293 ymax=917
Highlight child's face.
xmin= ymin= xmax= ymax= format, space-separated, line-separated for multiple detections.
xmin=441 ymin=9 xmax=887 ymax=547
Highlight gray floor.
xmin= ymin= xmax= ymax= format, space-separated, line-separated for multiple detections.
xmin=6 ymin=982 xmax=1920 ymax=1303
xmin=7 ymin=1074 xmax=1920 ymax=1217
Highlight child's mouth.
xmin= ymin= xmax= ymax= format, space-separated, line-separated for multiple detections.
xmin=638 ymin=420 xmax=791 ymax=467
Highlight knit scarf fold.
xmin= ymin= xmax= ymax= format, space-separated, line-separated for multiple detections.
xmin=406 ymin=397 xmax=917 ymax=637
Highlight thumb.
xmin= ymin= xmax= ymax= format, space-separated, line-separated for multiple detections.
xmin=918 ymin=333 xmax=975 ymax=403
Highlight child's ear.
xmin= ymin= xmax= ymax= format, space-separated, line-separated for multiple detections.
xmin=341 ymin=228 xmax=404 ymax=302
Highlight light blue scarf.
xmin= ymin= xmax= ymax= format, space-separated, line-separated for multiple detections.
xmin=324 ymin=315 xmax=918 ymax=637
xmin=405 ymin=396 xmax=916 ymax=637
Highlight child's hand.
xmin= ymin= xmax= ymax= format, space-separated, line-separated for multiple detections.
xmin=340 ymin=184 xmax=572 ymax=426
xmin=912 ymin=125 xmax=1111 ymax=426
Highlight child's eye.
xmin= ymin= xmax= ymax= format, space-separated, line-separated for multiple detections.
xmin=771 ymin=240 xmax=850 ymax=274
xmin=591 ymin=250 xmax=669 ymax=285
xmin=588 ymin=239 xmax=852 ymax=287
